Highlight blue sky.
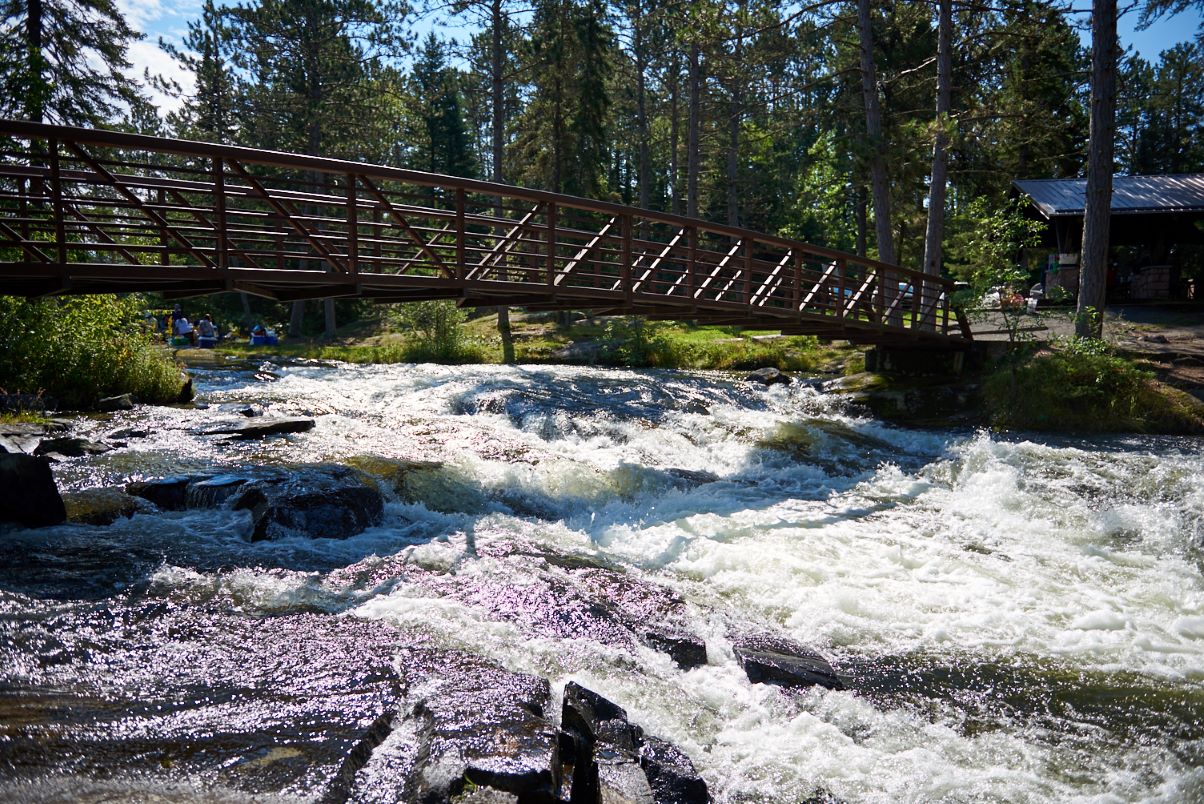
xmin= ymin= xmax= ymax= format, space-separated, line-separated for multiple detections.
xmin=121 ymin=0 xmax=1203 ymax=115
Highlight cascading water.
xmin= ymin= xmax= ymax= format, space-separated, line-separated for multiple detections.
xmin=1 ymin=358 xmax=1201 ymax=802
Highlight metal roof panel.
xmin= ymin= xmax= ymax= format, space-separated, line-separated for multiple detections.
xmin=1013 ymin=174 xmax=1204 ymax=217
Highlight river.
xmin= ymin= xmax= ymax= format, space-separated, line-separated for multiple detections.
xmin=2 ymin=359 xmax=1202 ymax=802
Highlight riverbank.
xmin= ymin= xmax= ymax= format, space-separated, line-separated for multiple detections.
xmin=208 ymin=305 xmax=1204 ymax=435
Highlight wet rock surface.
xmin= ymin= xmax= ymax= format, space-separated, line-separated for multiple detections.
xmin=334 ymin=540 xmax=710 ymax=671
xmin=0 ymin=453 xmax=65 ymax=527
xmin=61 ymin=487 xmax=141 ymax=525
xmin=744 ymin=367 xmax=792 ymax=386
xmin=202 ymin=416 xmax=316 ymax=439
xmin=731 ymin=633 xmax=844 ymax=691
xmin=352 ymin=649 xmax=560 ymax=802
xmin=33 ymin=436 xmax=113 ymax=458
xmin=560 ymin=682 xmax=709 ymax=804
xmin=97 ymin=393 xmax=135 ymax=411
xmin=126 ymin=465 xmax=385 ymax=541
xmin=0 ymin=421 xmax=67 ymax=455
xmin=0 ymin=607 xmax=402 ymax=800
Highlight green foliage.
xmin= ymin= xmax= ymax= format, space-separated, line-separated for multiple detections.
xmin=983 ymin=337 xmax=1204 ymax=433
xmin=0 ymin=0 xmax=147 ymax=124
xmin=0 ymin=295 xmax=186 ymax=408
xmin=387 ymin=300 xmax=485 ymax=363
xmin=946 ymin=197 xmax=1044 ymax=288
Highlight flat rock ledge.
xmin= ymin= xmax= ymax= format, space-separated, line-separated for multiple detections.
xmin=732 ymin=633 xmax=845 ymax=691
xmin=127 ymin=465 xmax=383 ymax=541
xmin=202 ymin=416 xmax=316 ymax=439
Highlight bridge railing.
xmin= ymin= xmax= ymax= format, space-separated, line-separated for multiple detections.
xmin=0 ymin=120 xmax=962 ymax=343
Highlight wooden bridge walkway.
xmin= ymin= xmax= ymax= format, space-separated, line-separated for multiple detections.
xmin=0 ymin=120 xmax=966 ymax=346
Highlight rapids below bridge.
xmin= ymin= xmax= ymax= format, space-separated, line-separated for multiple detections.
xmin=1 ymin=359 xmax=1202 ymax=802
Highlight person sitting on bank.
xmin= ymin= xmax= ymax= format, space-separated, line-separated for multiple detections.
xmin=196 ymin=314 xmax=217 ymax=341
xmin=173 ymin=315 xmax=195 ymax=345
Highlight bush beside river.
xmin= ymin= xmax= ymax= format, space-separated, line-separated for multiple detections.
xmin=0 ymin=295 xmax=188 ymax=410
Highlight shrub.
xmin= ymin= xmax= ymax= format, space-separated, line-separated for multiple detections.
xmin=0 ymin=294 xmax=186 ymax=409
xmin=387 ymin=300 xmax=487 ymax=363
xmin=983 ymin=337 xmax=1203 ymax=433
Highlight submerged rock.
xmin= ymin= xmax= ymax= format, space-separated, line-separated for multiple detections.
xmin=127 ymin=465 xmax=385 ymax=541
xmin=97 ymin=393 xmax=135 ymax=412
xmin=0 ymin=453 xmax=65 ymax=527
xmin=62 ymin=487 xmax=140 ymax=526
xmin=231 ymin=468 xmax=383 ymax=541
xmin=0 ymin=607 xmax=402 ymax=800
xmin=33 ymin=436 xmax=112 ymax=458
xmin=126 ymin=475 xmax=192 ymax=510
xmin=351 ymin=648 xmax=559 ymax=802
xmin=202 ymin=417 xmax=315 ymax=439
xmin=744 ymin=367 xmax=792 ymax=386
xmin=731 ymin=633 xmax=844 ymax=691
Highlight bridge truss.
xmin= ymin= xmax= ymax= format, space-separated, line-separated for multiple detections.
xmin=0 ymin=120 xmax=965 ymax=346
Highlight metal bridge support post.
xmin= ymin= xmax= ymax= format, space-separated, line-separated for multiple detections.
xmin=621 ymin=213 xmax=633 ymax=302
xmin=157 ymin=188 xmax=169 ymax=266
xmin=792 ymin=252 xmax=802 ymax=313
xmin=742 ymin=239 xmax=752 ymax=305
xmin=214 ymin=158 xmax=228 ymax=271
xmin=455 ymin=188 xmax=465 ymax=280
xmin=346 ymin=173 xmax=358 ymax=276
xmin=837 ymin=259 xmax=847 ymax=320
xmin=912 ymin=276 xmax=922 ymax=331
xmin=48 ymin=139 xmax=67 ymax=268
xmin=687 ymin=227 xmax=698 ymax=302
xmin=546 ymin=202 xmax=557 ymax=288
xmin=18 ymin=177 xmax=29 ymax=244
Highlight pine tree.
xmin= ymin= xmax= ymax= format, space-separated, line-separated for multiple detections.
xmin=0 ymin=0 xmax=143 ymax=124
xmin=162 ymin=0 xmax=240 ymax=144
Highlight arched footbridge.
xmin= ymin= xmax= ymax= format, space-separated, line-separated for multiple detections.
xmin=0 ymin=121 xmax=967 ymax=346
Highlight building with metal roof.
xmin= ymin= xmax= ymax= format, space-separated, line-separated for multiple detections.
xmin=1012 ymin=174 xmax=1204 ymax=301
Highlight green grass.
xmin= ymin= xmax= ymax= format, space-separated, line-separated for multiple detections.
xmin=983 ymin=337 xmax=1204 ymax=434
xmin=224 ymin=312 xmax=838 ymax=373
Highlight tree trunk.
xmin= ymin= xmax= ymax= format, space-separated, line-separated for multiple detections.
xmin=922 ymin=0 xmax=952 ymax=278
xmin=857 ymin=0 xmax=894 ymax=265
xmin=725 ymin=1 xmax=746 ymax=227
xmin=1076 ymin=0 xmax=1118 ymax=339
xmin=855 ymin=184 xmax=868 ymax=258
xmin=25 ymin=0 xmax=46 ymax=123
xmin=687 ymin=42 xmax=701 ymax=219
xmin=669 ymin=53 xmax=681 ymax=216
xmin=323 ymin=298 xmax=336 ymax=338
xmin=633 ymin=0 xmax=650 ymax=216
xmin=492 ymin=0 xmax=515 ymax=363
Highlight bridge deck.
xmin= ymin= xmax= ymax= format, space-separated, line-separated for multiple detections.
xmin=0 ymin=120 xmax=966 ymax=346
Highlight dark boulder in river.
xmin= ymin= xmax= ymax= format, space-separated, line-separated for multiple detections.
xmin=0 ymin=452 xmax=66 ymax=527
xmin=231 ymin=467 xmax=383 ymax=541
xmin=732 ymin=633 xmax=844 ymax=691
xmin=126 ymin=465 xmax=384 ymax=541
xmin=62 ymin=487 xmax=140 ymax=526
xmin=202 ymin=416 xmax=315 ymax=439
xmin=561 ymin=681 xmax=710 ymax=803
xmin=33 ymin=436 xmax=113 ymax=458
xmin=744 ymin=367 xmax=792 ymax=386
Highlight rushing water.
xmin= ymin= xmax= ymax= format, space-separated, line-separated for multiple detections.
xmin=2 ymin=358 xmax=1203 ymax=802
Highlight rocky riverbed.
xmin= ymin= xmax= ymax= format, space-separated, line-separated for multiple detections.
xmin=2 ymin=358 xmax=1203 ymax=801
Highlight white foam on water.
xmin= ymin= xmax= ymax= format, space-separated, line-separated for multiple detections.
xmin=16 ymin=361 xmax=1204 ymax=802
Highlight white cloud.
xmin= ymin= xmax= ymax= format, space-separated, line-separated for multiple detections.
xmin=126 ymin=38 xmax=195 ymax=115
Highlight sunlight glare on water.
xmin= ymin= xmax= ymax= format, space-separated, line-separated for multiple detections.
xmin=7 ymin=359 xmax=1204 ymax=802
